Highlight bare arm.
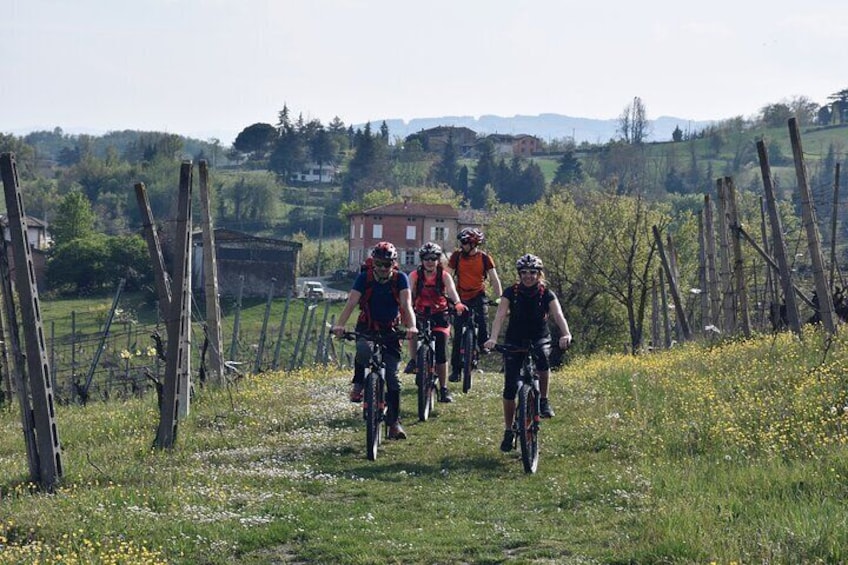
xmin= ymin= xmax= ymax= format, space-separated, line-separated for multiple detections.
xmin=399 ymin=288 xmax=418 ymax=339
xmin=487 ymin=267 xmax=502 ymax=299
xmin=548 ymin=295 xmax=572 ymax=349
xmin=332 ymin=289 xmax=362 ymax=335
xmin=484 ymin=296 xmax=510 ymax=349
xmin=443 ymin=270 xmax=462 ymax=306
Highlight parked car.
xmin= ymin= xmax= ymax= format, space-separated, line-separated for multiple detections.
xmin=301 ymin=281 xmax=325 ymax=299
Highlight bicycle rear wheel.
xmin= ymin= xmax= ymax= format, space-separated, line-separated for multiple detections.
xmin=461 ymin=328 xmax=475 ymax=394
xmin=517 ymin=383 xmax=540 ymax=473
xmin=416 ymin=346 xmax=435 ymax=421
xmin=364 ymin=372 xmax=382 ymax=460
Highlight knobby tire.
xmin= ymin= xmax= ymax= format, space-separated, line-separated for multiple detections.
xmin=517 ymin=383 xmax=540 ymax=473
xmin=416 ymin=346 xmax=434 ymax=421
xmin=461 ymin=327 xmax=475 ymax=394
xmin=364 ymin=371 xmax=382 ymax=461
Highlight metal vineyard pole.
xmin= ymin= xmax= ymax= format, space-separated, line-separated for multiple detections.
xmin=703 ymin=195 xmax=722 ymax=332
xmin=155 ymin=161 xmax=193 ymax=449
xmin=1 ymin=152 xmax=62 ymax=490
xmin=725 ymin=177 xmax=752 ymax=337
xmin=198 ymin=160 xmax=224 ymax=383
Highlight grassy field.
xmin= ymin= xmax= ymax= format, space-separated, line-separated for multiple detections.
xmin=2 ymin=327 xmax=848 ymax=563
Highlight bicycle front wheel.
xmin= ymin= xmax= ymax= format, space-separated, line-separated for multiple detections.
xmin=416 ymin=346 xmax=435 ymax=421
xmin=517 ymin=383 xmax=540 ymax=473
xmin=461 ymin=328 xmax=475 ymax=394
xmin=364 ymin=372 xmax=382 ymax=460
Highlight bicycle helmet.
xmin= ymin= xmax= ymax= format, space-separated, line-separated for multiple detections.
xmin=418 ymin=241 xmax=443 ymax=259
xmin=458 ymin=227 xmax=484 ymax=246
xmin=371 ymin=241 xmax=398 ymax=261
xmin=515 ymin=253 xmax=544 ymax=271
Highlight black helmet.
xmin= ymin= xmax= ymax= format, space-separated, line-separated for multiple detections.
xmin=515 ymin=253 xmax=544 ymax=271
xmin=371 ymin=241 xmax=398 ymax=261
xmin=458 ymin=227 xmax=484 ymax=245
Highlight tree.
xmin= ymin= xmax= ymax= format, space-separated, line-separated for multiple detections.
xmin=309 ymin=129 xmax=337 ymax=183
xmin=469 ymin=140 xmax=496 ymax=208
xmin=672 ymin=125 xmax=684 ymax=142
xmin=618 ymin=97 xmax=650 ymax=144
xmin=552 ymin=151 xmax=584 ymax=186
xmin=578 ymin=191 xmax=668 ymax=353
xmin=760 ymin=102 xmax=792 ymax=128
xmin=342 ymin=123 xmax=391 ymax=201
xmin=233 ymin=123 xmax=277 ymax=159
xmin=50 ymin=190 xmax=96 ymax=245
xmin=434 ymin=131 xmax=459 ymax=190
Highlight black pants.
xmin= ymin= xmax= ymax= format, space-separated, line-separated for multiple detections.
xmin=450 ymin=293 xmax=489 ymax=372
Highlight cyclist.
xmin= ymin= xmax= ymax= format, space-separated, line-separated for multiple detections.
xmin=483 ymin=253 xmax=572 ymax=452
xmin=332 ymin=242 xmax=418 ymax=440
xmin=404 ymin=242 xmax=467 ymax=403
xmin=447 ymin=227 xmax=502 ymax=382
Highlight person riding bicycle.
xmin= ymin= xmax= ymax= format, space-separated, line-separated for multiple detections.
xmin=332 ymin=242 xmax=418 ymax=440
xmin=448 ymin=227 xmax=502 ymax=382
xmin=483 ymin=253 xmax=572 ymax=452
xmin=404 ymin=242 xmax=467 ymax=403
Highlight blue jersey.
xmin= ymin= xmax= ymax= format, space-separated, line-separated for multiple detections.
xmin=353 ymin=270 xmax=410 ymax=325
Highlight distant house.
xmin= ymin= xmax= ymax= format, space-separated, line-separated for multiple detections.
xmin=0 ymin=215 xmax=50 ymax=250
xmin=347 ymin=201 xmax=459 ymax=271
xmin=191 ymin=229 xmax=301 ymax=298
xmin=0 ymin=215 xmax=50 ymax=291
xmin=346 ymin=200 xmax=491 ymax=271
xmin=406 ymin=126 xmax=478 ymax=156
xmin=289 ymin=162 xmax=337 ymax=184
xmin=483 ymin=133 xmax=542 ymax=158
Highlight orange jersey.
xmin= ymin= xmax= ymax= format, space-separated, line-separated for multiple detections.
xmin=449 ymin=251 xmax=495 ymax=301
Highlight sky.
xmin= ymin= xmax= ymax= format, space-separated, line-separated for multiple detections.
xmin=3 ymin=0 xmax=848 ymax=146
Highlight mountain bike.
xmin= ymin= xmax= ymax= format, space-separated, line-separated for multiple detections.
xmin=494 ymin=341 xmax=544 ymax=473
xmin=335 ymin=329 xmax=405 ymax=461
xmin=414 ymin=313 xmax=438 ymax=421
xmin=455 ymin=299 xmax=497 ymax=394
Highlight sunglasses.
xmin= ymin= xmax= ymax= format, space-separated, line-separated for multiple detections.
xmin=519 ymin=269 xmax=540 ymax=276
xmin=422 ymin=255 xmax=439 ymax=261
xmin=373 ymin=259 xmax=393 ymax=268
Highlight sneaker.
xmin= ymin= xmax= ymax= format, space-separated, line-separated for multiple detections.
xmin=388 ymin=422 xmax=407 ymax=440
xmin=540 ymin=398 xmax=555 ymax=418
xmin=403 ymin=359 xmax=416 ymax=374
xmin=448 ymin=370 xmax=461 ymax=382
xmin=439 ymin=387 xmax=453 ymax=403
xmin=500 ymin=429 xmax=515 ymax=452
xmin=349 ymin=383 xmax=363 ymax=403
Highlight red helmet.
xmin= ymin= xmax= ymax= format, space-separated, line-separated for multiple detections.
xmin=458 ymin=227 xmax=484 ymax=246
xmin=371 ymin=241 xmax=398 ymax=261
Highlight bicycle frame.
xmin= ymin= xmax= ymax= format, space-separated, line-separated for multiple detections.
xmin=337 ymin=330 xmax=404 ymax=461
xmin=414 ymin=315 xmax=438 ymax=421
xmin=494 ymin=341 xmax=542 ymax=474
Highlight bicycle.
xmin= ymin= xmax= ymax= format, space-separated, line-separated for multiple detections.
xmin=334 ymin=329 xmax=406 ymax=461
xmin=493 ymin=341 xmax=544 ymax=473
xmin=454 ymin=299 xmax=497 ymax=394
xmin=413 ymin=312 xmax=438 ymax=422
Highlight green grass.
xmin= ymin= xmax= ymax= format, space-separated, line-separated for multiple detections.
xmin=2 ymin=327 xmax=848 ymax=563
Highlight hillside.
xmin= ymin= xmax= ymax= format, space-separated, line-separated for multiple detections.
xmin=358 ymin=112 xmax=716 ymax=144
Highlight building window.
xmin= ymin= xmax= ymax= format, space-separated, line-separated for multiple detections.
xmin=406 ymin=226 xmax=416 ymax=240
xmin=432 ymin=226 xmax=446 ymax=241
xmin=373 ymin=224 xmax=383 ymax=239
xmin=350 ymin=222 xmax=355 ymax=240
xmin=359 ymin=224 xmax=364 ymax=239
xmin=404 ymin=249 xmax=416 ymax=266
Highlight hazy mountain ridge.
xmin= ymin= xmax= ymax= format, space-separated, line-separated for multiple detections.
xmin=362 ymin=114 xmax=716 ymax=145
